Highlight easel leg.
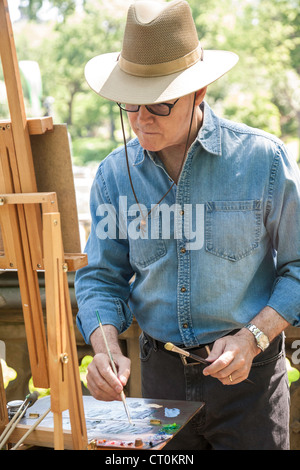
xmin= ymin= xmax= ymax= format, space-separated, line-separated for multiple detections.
xmin=63 ymin=274 xmax=87 ymax=450
xmin=53 ymin=412 xmax=64 ymax=450
xmin=43 ymin=212 xmax=87 ymax=450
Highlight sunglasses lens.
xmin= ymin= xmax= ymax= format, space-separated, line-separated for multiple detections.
xmin=147 ymin=104 xmax=170 ymax=116
xmin=121 ymin=104 xmax=139 ymax=112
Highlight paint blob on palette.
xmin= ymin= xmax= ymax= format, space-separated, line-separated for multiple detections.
xmin=164 ymin=408 xmax=181 ymax=418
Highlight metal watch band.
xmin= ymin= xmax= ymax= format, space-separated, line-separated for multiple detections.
xmin=244 ymin=323 xmax=269 ymax=351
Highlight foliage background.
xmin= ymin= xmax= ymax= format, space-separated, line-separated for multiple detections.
xmin=1 ymin=0 xmax=300 ymax=165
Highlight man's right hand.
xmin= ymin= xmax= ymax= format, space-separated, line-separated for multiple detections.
xmin=88 ymin=324 xmax=131 ymax=401
xmin=86 ymin=351 xmax=131 ymax=401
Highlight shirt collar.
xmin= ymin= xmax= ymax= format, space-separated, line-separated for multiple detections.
xmin=133 ymin=100 xmax=222 ymax=166
xmin=196 ymin=101 xmax=222 ymax=156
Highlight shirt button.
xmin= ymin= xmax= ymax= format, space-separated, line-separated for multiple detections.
xmin=182 ymin=323 xmax=188 ymax=329
xmin=180 ymin=286 xmax=186 ymax=292
xmin=180 ymin=209 xmax=184 ymax=216
xmin=180 ymin=247 xmax=186 ymax=254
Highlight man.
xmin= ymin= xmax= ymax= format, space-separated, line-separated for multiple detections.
xmin=75 ymin=0 xmax=300 ymax=449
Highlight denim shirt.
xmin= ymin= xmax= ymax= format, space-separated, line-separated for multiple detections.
xmin=75 ymin=101 xmax=300 ymax=347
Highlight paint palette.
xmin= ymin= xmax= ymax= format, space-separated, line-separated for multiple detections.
xmin=84 ymin=399 xmax=184 ymax=449
xmin=18 ymin=395 xmax=204 ymax=450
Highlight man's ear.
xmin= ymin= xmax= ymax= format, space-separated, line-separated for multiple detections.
xmin=195 ymin=86 xmax=207 ymax=106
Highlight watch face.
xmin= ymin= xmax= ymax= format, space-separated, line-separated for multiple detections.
xmin=257 ymin=333 xmax=269 ymax=350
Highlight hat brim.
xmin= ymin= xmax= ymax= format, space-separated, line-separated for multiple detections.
xmin=85 ymin=50 xmax=238 ymax=105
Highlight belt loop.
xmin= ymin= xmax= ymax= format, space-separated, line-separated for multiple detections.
xmin=144 ymin=332 xmax=158 ymax=352
xmin=152 ymin=337 xmax=158 ymax=352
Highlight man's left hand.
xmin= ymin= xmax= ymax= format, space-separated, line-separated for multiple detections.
xmin=202 ymin=330 xmax=260 ymax=385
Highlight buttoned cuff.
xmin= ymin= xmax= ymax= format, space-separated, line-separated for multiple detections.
xmin=76 ymin=298 xmax=133 ymax=344
xmin=267 ymin=276 xmax=300 ymax=327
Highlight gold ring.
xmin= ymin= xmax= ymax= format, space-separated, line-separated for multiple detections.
xmin=229 ymin=374 xmax=233 ymax=382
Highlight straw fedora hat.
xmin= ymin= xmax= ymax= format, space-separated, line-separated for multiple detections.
xmin=85 ymin=0 xmax=238 ymax=105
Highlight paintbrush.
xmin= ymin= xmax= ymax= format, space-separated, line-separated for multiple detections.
xmin=164 ymin=342 xmax=254 ymax=384
xmin=164 ymin=342 xmax=210 ymax=365
xmin=96 ymin=311 xmax=132 ymax=425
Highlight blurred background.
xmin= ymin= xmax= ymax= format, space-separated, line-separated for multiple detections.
xmin=2 ymin=0 xmax=299 ymax=246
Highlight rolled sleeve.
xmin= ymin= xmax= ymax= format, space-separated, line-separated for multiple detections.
xmin=268 ymin=277 xmax=300 ymax=326
xmin=266 ymin=144 xmax=300 ymax=326
xmin=76 ymin=296 xmax=133 ymax=344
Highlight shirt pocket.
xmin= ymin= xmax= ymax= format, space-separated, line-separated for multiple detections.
xmin=205 ymin=200 xmax=261 ymax=262
xmin=124 ymin=209 xmax=167 ymax=268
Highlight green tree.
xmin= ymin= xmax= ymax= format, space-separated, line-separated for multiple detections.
xmin=35 ymin=4 xmax=124 ymax=134
xmin=189 ymin=0 xmax=300 ymax=153
xmin=19 ymin=0 xmax=78 ymax=21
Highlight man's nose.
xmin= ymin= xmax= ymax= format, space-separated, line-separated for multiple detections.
xmin=138 ymin=106 xmax=154 ymax=122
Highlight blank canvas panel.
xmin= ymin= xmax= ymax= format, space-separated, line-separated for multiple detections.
xmin=30 ymin=124 xmax=81 ymax=254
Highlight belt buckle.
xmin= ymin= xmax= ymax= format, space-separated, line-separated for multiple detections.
xmin=180 ymin=354 xmax=200 ymax=367
xmin=180 ymin=344 xmax=210 ymax=367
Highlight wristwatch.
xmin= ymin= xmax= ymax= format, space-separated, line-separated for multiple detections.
xmin=244 ymin=323 xmax=270 ymax=352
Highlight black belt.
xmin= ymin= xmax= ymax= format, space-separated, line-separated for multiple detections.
xmin=145 ymin=329 xmax=240 ymax=363
xmin=154 ymin=339 xmax=212 ymax=360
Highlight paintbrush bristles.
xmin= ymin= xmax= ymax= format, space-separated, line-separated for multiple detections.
xmin=164 ymin=342 xmax=190 ymax=358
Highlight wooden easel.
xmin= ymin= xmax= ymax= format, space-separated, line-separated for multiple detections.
xmin=0 ymin=0 xmax=87 ymax=449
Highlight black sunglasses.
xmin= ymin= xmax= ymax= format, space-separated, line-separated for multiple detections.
xmin=117 ymin=98 xmax=180 ymax=117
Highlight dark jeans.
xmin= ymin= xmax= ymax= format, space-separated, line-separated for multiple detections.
xmin=139 ymin=332 xmax=290 ymax=450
